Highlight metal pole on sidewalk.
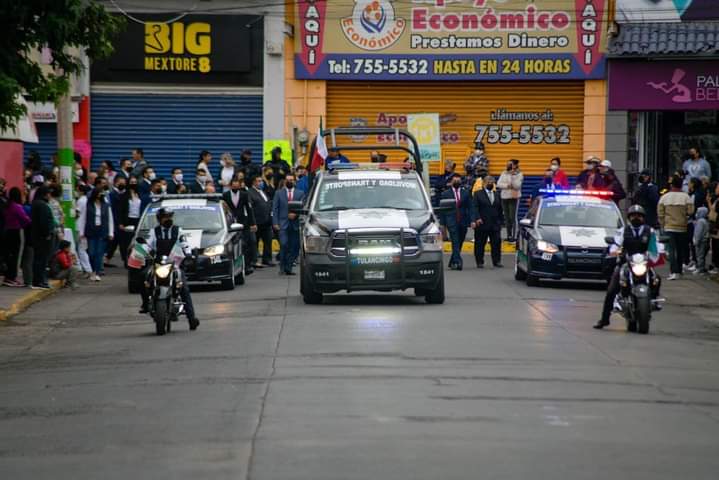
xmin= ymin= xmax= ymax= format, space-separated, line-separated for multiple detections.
xmin=56 ymin=86 xmax=76 ymax=231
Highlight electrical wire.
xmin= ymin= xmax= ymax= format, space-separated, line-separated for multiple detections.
xmin=109 ymin=0 xmax=198 ymax=24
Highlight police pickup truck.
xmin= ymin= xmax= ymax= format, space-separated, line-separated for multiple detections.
xmin=292 ymin=128 xmax=454 ymax=304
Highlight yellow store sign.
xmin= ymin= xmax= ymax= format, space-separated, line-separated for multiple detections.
xmin=144 ymin=21 xmax=212 ymax=73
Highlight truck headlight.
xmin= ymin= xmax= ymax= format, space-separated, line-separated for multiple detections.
xmin=155 ymin=264 xmax=172 ymax=279
xmin=204 ymin=244 xmax=225 ymax=256
xmin=536 ymin=240 xmax=559 ymax=253
xmin=304 ymin=224 xmax=329 ymax=254
xmin=421 ymin=224 xmax=443 ymax=251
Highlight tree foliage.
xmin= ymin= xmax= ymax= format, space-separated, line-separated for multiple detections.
xmin=0 ymin=0 xmax=124 ymax=131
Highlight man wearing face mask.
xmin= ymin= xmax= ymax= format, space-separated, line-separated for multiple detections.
xmin=223 ymin=177 xmax=257 ymax=274
xmin=238 ymin=149 xmax=261 ymax=180
xmin=497 ymin=159 xmax=523 ymax=242
xmin=272 ymin=174 xmax=305 ymax=275
xmin=441 ymin=173 xmax=472 ymax=270
xmin=595 ymin=205 xmax=662 ymax=329
xmin=471 ymin=176 xmax=505 ymax=268
xmin=139 ymin=208 xmax=199 ymax=330
xmin=106 ymin=176 xmax=127 ymax=265
xmin=633 ymin=169 xmax=660 ymax=228
xmin=167 ymin=168 xmax=184 ymax=194
xmin=139 ymin=167 xmax=155 ymax=196
xmin=190 ymin=168 xmax=209 ymax=194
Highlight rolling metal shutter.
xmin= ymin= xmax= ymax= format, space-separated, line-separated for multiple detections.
xmin=326 ymin=81 xmax=585 ymax=177
xmin=91 ymin=93 xmax=263 ymax=179
xmin=24 ymin=123 xmax=58 ymax=165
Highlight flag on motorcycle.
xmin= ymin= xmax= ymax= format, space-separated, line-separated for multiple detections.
xmin=169 ymin=242 xmax=186 ymax=267
xmin=647 ymin=231 xmax=665 ymax=267
xmin=127 ymin=242 xmax=151 ymax=270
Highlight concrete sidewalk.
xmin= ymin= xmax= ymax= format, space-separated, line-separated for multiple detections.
xmin=0 ymin=280 xmax=62 ymax=321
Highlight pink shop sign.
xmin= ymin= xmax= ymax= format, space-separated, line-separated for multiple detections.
xmin=609 ymin=60 xmax=719 ymax=110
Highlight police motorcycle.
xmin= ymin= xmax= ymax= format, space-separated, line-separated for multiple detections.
xmin=603 ymin=206 xmax=665 ymax=334
xmin=135 ymin=237 xmax=189 ymax=335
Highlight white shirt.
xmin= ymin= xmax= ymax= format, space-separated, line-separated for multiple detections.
xmin=220 ymin=166 xmax=235 ymax=192
xmin=230 ymin=190 xmax=240 ymax=207
xmin=77 ymin=200 xmax=114 ymax=238
xmin=128 ymin=195 xmax=142 ymax=219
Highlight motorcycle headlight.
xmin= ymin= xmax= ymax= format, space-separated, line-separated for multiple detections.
xmin=420 ymin=224 xmax=443 ymax=251
xmin=631 ymin=263 xmax=647 ymax=276
xmin=536 ymin=240 xmax=559 ymax=253
xmin=304 ymin=224 xmax=329 ymax=254
xmin=155 ymin=263 xmax=172 ymax=279
xmin=204 ymin=244 xmax=225 ymax=256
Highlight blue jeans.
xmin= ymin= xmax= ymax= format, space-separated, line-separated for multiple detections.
xmin=279 ymin=228 xmax=300 ymax=273
xmin=447 ymin=224 xmax=467 ymax=267
xmin=87 ymin=236 xmax=108 ymax=274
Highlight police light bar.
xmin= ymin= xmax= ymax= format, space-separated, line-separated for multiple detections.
xmin=538 ymin=188 xmax=613 ymax=197
xmin=327 ymin=163 xmax=360 ymax=171
xmin=152 ymin=193 xmax=223 ymax=200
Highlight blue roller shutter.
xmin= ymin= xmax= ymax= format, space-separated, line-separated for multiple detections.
xmin=91 ymin=93 xmax=263 ymax=179
xmin=24 ymin=123 xmax=58 ymax=166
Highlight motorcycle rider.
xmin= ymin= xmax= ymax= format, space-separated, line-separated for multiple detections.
xmin=139 ymin=208 xmax=200 ymax=330
xmin=594 ymin=205 xmax=661 ymax=329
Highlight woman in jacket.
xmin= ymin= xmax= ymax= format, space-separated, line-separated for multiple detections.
xmin=496 ymin=159 xmax=523 ymax=242
xmin=2 ymin=188 xmax=31 ymax=286
xmin=218 ymin=152 xmax=238 ymax=193
xmin=79 ymin=188 xmax=114 ymax=281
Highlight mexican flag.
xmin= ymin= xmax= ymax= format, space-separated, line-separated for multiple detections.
xmin=127 ymin=242 xmax=151 ymax=270
xmin=309 ymin=119 xmax=327 ymax=173
xmin=647 ymin=231 xmax=665 ymax=267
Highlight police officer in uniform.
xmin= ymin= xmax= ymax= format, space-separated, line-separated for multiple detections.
xmin=139 ymin=208 xmax=200 ymax=330
xmin=594 ymin=205 xmax=661 ymax=329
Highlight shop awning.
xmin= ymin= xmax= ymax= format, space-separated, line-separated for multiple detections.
xmin=609 ymin=22 xmax=719 ymax=57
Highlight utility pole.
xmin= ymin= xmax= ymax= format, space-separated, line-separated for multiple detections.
xmin=56 ymin=77 xmax=75 ymax=231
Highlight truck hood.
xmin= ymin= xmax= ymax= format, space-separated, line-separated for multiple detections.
xmin=310 ymin=209 xmax=434 ymax=233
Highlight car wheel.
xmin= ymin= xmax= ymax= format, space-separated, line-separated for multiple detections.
xmin=235 ymin=256 xmax=245 ymax=285
xmin=221 ymin=263 xmax=235 ymax=291
xmin=425 ymin=268 xmax=445 ymax=304
xmin=514 ymin=253 xmax=527 ymax=281
xmin=525 ymin=260 xmax=540 ymax=287
xmin=300 ymin=265 xmax=323 ymax=304
xmin=414 ymin=288 xmax=427 ymax=296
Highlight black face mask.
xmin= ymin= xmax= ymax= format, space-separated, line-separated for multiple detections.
xmin=231 ymin=188 xmax=240 ymax=193
xmin=129 ymin=184 xmax=137 ymax=191
xmin=285 ymin=181 xmax=295 ymax=189
xmin=117 ymin=185 xmax=126 ymax=191
xmin=161 ymin=219 xmax=173 ymax=228
xmin=630 ymin=218 xmax=644 ymax=227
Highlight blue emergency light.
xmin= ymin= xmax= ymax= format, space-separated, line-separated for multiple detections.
xmin=538 ymin=188 xmax=613 ymax=197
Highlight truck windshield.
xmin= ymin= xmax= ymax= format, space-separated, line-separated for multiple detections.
xmin=539 ymin=201 xmax=621 ymax=228
xmin=316 ymin=178 xmax=427 ymax=211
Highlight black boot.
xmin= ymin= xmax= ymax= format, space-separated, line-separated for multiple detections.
xmin=139 ymin=303 xmax=150 ymax=314
xmin=593 ymin=319 xmax=610 ymax=329
xmin=189 ymin=317 xmax=200 ymax=331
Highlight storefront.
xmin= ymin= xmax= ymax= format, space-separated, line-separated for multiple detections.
xmin=293 ymin=0 xmax=610 ymax=193
xmin=90 ymin=13 xmax=265 ymax=178
xmin=608 ymin=4 xmax=719 ymax=185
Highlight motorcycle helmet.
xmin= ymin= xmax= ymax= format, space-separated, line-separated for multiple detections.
xmin=627 ymin=204 xmax=646 ymax=218
xmin=156 ymin=207 xmax=174 ymax=222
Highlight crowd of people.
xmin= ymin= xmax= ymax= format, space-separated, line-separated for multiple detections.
xmin=0 ymin=146 xmax=313 ymax=290
xmin=437 ymin=145 xmax=718 ymax=278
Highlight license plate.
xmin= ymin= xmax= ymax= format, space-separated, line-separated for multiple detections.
xmin=541 ymin=252 xmax=553 ymax=261
xmin=351 ymin=255 xmax=393 ymax=266
xmin=364 ymin=270 xmax=385 ymax=280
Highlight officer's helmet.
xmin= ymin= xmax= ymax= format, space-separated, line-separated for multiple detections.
xmin=156 ymin=207 xmax=174 ymax=222
xmin=627 ymin=204 xmax=646 ymax=219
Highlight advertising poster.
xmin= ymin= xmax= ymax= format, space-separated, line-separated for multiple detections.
xmin=407 ymin=113 xmax=441 ymax=162
xmin=295 ymin=0 xmax=608 ymax=81
xmin=615 ymin=0 xmax=719 ymax=23
xmin=263 ymin=139 xmax=293 ymax=164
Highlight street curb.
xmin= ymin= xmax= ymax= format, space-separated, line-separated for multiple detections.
xmin=0 ymin=280 xmax=62 ymax=322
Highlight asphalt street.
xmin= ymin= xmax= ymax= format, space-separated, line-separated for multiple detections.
xmin=1 ymin=255 xmax=719 ymax=479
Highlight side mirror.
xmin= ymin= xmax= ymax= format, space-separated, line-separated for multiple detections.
xmin=519 ymin=218 xmax=533 ymax=228
xmin=288 ymin=200 xmax=307 ymax=215
xmin=229 ymin=223 xmax=244 ymax=232
xmin=434 ymin=198 xmax=456 ymax=213
xmin=605 ymin=236 xmax=616 ymax=245
xmin=124 ymin=225 xmax=136 ymax=234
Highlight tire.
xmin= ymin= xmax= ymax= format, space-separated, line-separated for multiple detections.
xmin=221 ymin=263 xmax=235 ymax=290
xmin=425 ymin=268 xmax=445 ymax=304
xmin=235 ymin=257 xmax=246 ymax=286
xmin=525 ymin=259 xmax=540 ymax=286
xmin=154 ymin=299 xmax=168 ymax=336
xmin=414 ymin=288 xmax=427 ymax=296
xmin=301 ymin=266 xmax=323 ymax=304
xmin=514 ymin=253 xmax=527 ymax=281
xmin=636 ymin=296 xmax=651 ymax=334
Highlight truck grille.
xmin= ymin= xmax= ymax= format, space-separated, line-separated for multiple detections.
xmin=329 ymin=229 xmax=419 ymax=258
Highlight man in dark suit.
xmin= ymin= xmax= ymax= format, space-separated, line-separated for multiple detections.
xmin=189 ymin=168 xmax=208 ymax=194
xmin=248 ymin=175 xmax=275 ymax=267
xmin=223 ymin=177 xmax=257 ymax=273
xmin=137 ymin=166 xmax=155 ymax=196
xmin=30 ymin=186 xmax=55 ymax=289
xmin=471 ymin=175 xmax=504 ymax=268
xmin=441 ymin=173 xmax=472 ymax=270
xmin=117 ymin=158 xmax=133 ymax=182
xmin=167 ymin=167 xmax=185 ymax=194
xmin=272 ymin=174 xmax=305 ymax=275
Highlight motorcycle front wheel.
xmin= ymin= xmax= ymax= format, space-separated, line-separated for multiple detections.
xmin=154 ymin=299 xmax=170 ymax=336
xmin=635 ymin=296 xmax=651 ymax=334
